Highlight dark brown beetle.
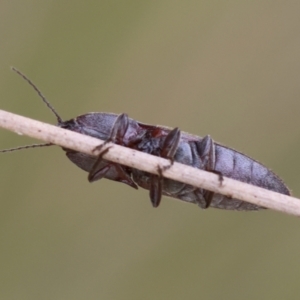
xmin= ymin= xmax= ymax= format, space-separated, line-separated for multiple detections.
xmin=1 ymin=68 xmax=290 ymax=211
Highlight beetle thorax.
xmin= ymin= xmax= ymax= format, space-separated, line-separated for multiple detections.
xmin=136 ymin=136 xmax=162 ymax=156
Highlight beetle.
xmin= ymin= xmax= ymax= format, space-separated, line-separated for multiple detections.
xmin=1 ymin=68 xmax=290 ymax=211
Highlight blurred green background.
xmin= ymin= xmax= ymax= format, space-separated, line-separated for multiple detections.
xmin=1 ymin=1 xmax=300 ymax=299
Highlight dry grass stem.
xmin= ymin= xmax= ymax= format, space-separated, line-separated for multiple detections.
xmin=0 ymin=109 xmax=299 ymax=217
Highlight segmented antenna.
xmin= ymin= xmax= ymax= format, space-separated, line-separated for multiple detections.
xmin=0 ymin=143 xmax=53 ymax=153
xmin=11 ymin=67 xmax=63 ymax=124
xmin=0 ymin=68 xmax=63 ymax=153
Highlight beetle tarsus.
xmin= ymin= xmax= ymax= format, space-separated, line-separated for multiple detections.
xmin=213 ymin=170 xmax=224 ymax=186
xmin=92 ymin=139 xmax=112 ymax=153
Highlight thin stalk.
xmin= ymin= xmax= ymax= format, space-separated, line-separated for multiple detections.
xmin=0 ymin=109 xmax=299 ymax=216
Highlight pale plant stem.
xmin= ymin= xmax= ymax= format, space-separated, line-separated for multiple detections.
xmin=0 ymin=109 xmax=299 ymax=217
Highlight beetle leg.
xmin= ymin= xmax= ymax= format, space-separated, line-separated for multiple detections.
xmin=202 ymin=190 xmax=214 ymax=209
xmin=108 ymin=113 xmax=129 ymax=144
xmin=214 ymin=170 xmax=224 ymax=186
xmin=93 ymin=113 xmax=129 ymax=154
xmin=88 ymin=145 xmax=111 ymax=181
xmin=149 ymin=128 xmax=181 ymax=207
xmin=149 ymin=168 xmax=164 ymax=207
xmin=88 ymin=162 xmax=138 ymax=189
xmin=197 ymin=135 xmax=215 ymax=171
xmin=196 ymin=135 xmax=217 ymax=208
xmin=90 ymin=113 xmax=130 ymax=173
xmin=88 ymin=113 xmax=138 ymax=189
xmin=88 ymin=164 xmax=110 ymax=182
xmin=160 ymin=127 xmax=181 ymax=164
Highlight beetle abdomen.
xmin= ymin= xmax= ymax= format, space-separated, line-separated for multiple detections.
xmin=214 ymin=145 xmax=290 ymax=195
xmin=134 ymin=138 xmax=290 ymax=211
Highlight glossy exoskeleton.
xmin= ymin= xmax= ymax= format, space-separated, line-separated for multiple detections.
xmin=2 ymin=68 xmax=290 ymax=211
xmin=61 ymin=112 xmax=290 ymax=210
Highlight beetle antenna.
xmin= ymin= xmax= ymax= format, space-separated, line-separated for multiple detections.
xmin=11 ymin=67 xmax=63 ymax=124
xmin=2 ymin=68 xmax=63 ymax=153
xmin=0 ymin=143 xmax=54 ymax=153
